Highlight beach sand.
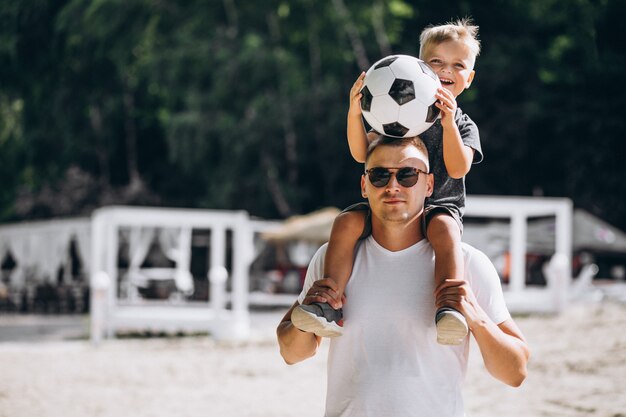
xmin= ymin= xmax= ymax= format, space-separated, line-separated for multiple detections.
xmin=1 ymin=301 xmax=625 ymax=417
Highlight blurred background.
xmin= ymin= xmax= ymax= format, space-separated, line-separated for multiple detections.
xmin=1 ymin=0 xmax=624 ymax=226
xmin=1 ymin=1 xmax=625 ymax=316
xmin=1 ymin=3 xmax=626 ymax=416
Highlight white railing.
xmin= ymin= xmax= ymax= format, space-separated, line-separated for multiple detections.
xmin=465 ymin=195 xmax=573 ymax=313
xmin=90 ymin=206 xmax=259 ymax=344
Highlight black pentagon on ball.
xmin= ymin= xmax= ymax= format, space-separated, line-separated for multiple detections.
xmin=426 ymin=103 xmax=441 ymax=123
xmin=389 ymin=79 xmax=415 ymax=105
xmin=418 ymin=61 xmax=438 ymax=81
xmin=374 ymin=56 xmax=399 ymax=69
xmin=383 ymin=122 xmax=409 ymax=137
xmin=360 ymin=86 xmax=373 ymax=112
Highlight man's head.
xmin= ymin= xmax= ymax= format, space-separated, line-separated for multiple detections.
xmin=419 ymin=18 xmax=480 ymax=98
xmin=362 ymin=135 xmax=433 ymax=226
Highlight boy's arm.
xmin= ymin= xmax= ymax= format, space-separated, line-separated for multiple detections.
xmin=435 ymin=87 xmax=475 ymax=179
xmin=347 ymin=72 xmax=369 ymax=163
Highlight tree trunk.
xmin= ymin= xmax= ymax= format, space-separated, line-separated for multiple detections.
xmin=371 ymin=0 xmax=392 ymax=57
xmin=88 ymin=103 xmax=110 ymax=188
xmin=267 ymin=13 xmax=299 ymax=187
xmin=222 ymin=0 xmax=239 ymax=39
xmin=261 ymin=151 xmax=292 ymax=217
xmin=331 ymin=0 xmax=370 ymax=70
xmin=122 ymin=79 xmax=143 ymax=194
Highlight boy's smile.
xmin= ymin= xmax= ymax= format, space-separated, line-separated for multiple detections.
xmin=423 ymin=40 xmax=476 ymax=98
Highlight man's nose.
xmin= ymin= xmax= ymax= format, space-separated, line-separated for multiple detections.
xmin=385 ymin=174 xmax=401 ymax=191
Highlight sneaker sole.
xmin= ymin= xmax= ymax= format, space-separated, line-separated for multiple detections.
xmin=291 ymin=306 xmax=343 ymax=338
xmin=436 ymin=311 xmax=469 ymax=345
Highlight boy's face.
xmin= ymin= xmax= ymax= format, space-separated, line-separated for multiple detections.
xmin=423 ymin=40 xmax=476 ymax=98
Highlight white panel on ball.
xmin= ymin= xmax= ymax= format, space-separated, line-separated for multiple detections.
xmin=365 ymin=66 xmax=396 ymax=96
xmin=368 ymin=95 xmax=401 ymax=124
xmin=388 ymin=55 xmax=421 ymax=82
xmin=398 ymin=99 xmax=430 ymax=137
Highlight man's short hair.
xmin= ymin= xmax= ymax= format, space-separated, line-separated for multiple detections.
xmin=365 ymin=134 xmax=430 ymax=172
xmin=419 ymin=17 xmax=481 ymax=64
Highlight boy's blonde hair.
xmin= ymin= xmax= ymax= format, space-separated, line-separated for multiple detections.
xmin=419 ymin=18 xmax=481 ymax=64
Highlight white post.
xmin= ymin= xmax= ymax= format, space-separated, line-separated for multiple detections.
xmin=544 ymin=253 xmax=569 ymax=312
xmin=104 ymin=220 xmax=118 ymax=338
xmin=91 ymin=271 xmax=110 ymax=346
xmin=209 ymin=226 xmax=226 ymax=313
xmin=90 ymin=210 xmax=107 ymax=344
xmin=552 ymin=200 xmax=573 ymax=311
xmin=229 ymin=214 xmax=252 ymax=339
xmin=509 ymin=212 xmax=527 ymax=293
xmin=232 ymin=214 xmax=251 ymax=316
xmin=555 ymin=201 xmax=573 ymax=286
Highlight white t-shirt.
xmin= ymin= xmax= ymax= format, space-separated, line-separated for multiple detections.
xmin=297 ymin=237 xmax=510 ymax=417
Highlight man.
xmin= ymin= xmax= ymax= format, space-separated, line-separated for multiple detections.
xmin=277 ymin=135 xmax=529 ymax=417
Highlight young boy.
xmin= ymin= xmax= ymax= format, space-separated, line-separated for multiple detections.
xmin=291 ymin=18 xmax=483 ymax=345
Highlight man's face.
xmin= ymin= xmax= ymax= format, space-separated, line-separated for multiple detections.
xmin=362 ymin=144 xmax=433 ymax=225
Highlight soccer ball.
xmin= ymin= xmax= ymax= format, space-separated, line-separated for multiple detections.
xmin=360 ymin=55 xmax=441 ymax=138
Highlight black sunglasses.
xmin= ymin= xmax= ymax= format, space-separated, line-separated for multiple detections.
xmin=365 ymin=167 xmax=427 ymax=188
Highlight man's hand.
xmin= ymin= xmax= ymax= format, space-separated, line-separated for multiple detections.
xmin=302 ymin=277 xmax=344 ymax=310
xmin=434 ymin=277 xmax=483 ymax=328
xmin=435 ymin=277 xmax=530 ymax=387
xmin=277 ymin=278 xmax=344 ymax=365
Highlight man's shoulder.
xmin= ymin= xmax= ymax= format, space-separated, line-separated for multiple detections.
xmin=310 ymin=243 xmax=329 ymax=265
xmin=461 ymin=242 xmax=491 ymax=264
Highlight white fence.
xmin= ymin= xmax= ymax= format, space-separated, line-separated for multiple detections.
xmin=464 ymin=195 xmax=573 ymax=313
xmin=90 ymin=206 xmax=272 ymax=343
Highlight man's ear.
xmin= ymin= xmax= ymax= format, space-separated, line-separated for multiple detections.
xmin=425 ymin=173 xmax=434 ymax=197
xmin=361 ymin=175 xmax=367 ymax=198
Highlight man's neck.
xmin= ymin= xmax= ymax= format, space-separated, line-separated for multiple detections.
xmin=370 ymin=215 xmax=425 ymax=252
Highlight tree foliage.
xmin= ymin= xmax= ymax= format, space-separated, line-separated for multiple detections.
xmin=0 ymin=0 xmax=625 ymax=229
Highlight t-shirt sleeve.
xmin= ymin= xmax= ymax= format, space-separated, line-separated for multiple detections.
xmin=464 ymin=245 xmax=511 ymax=325
xmin=456 ymin=110 xmax=483 ymax=164
xmin=296 ymin=243 xmax=328 ymax=305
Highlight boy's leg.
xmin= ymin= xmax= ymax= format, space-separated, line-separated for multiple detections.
xmin=291 ymin=209 xmax=367 ymax=337
xmin=426 ymin=211 xmax=469 ymax=345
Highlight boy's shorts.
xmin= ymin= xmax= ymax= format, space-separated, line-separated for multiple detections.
xmin=342 ymin=201 xmax=463 ymax=240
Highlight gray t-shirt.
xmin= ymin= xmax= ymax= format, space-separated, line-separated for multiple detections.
xmin=419 ymin=107 xmax=482 ymax=217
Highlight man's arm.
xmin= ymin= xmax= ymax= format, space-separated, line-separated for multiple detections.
xmin=277 ymin=275 xmax=342 ymax=364
xmin=435 ymin=245 xmax=530 ymax=387
xmin=470 ymin=315 xmax=529 ymax=387
xmin=277 ymin=244 xmax=341 ymax=365
xmin=435 ymin=277 xmax=529 ymax=386
xmin=277 ymin=302 xmax=322 ymax=365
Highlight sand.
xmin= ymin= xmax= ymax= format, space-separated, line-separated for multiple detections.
xmin=1 ymin=301 xmax=625 ymax=417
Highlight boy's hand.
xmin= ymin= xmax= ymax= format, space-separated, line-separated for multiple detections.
xmin=348 ymin=72 xmax=366 ymax=118
xmin=435 ymin=87 xmax=457 ymax=129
